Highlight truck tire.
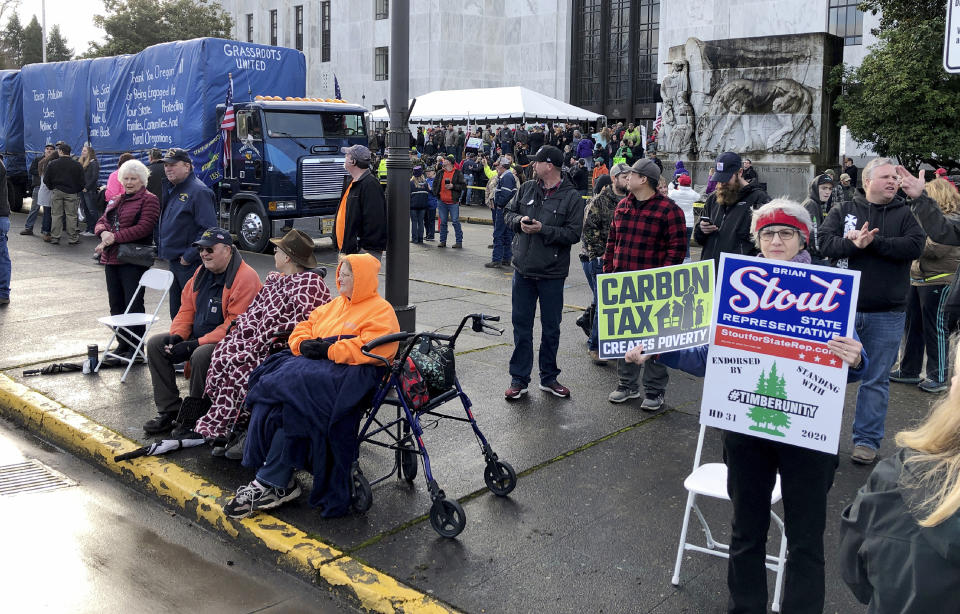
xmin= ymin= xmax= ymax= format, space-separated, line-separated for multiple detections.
xmin=234 ymin=201 xmax=271 ymax=253
xmin=7 ymin=180 xmax=23 ymax=213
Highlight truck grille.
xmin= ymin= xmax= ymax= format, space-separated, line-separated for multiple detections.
xmin=301 ymin=158 xmax=347 ymax=201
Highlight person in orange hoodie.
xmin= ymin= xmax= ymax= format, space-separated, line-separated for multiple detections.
xmin=143 ymin=227 xmax=262 ymax=434
xmin=225 ymin=253 xmax=400 ymax=518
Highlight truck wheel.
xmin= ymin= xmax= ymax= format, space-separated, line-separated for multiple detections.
xmin=7 ymin=181 xmax=23 ymax=213
xmin=234 ymin=201 xmax=270 ymax=253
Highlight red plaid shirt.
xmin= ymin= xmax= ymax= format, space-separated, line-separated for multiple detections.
xmin=603 ymin=192 xmax=687 ymax=273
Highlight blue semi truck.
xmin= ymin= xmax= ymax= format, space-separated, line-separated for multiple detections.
xmin=5 ymin=37 xmax=368 ymax=252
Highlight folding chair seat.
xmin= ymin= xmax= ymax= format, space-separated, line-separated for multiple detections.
xmin=94 ymin=268 xmax=175 ymax=383
xmin=671 ymin=424 xmax=787 ymax=612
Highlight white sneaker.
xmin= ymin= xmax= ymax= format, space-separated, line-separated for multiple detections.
xmin=80 ymin=231 xmax=96 ymax=237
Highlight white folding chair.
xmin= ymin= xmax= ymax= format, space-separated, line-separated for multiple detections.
xmin=671 ymin=424 xmax=788 ymax=612
xmin=94 ymin=268 xmax=174 ymax=383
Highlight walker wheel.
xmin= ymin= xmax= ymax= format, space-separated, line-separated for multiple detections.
xmin=351 ymin=468 xmax=373 ymax=513
xmin=429 ymin=498 xmax=466 ymax=538
xmin=483 ymin=460 xmax=517 ymax=496
xmin=400 ymin=439 xmax=418 ymax=483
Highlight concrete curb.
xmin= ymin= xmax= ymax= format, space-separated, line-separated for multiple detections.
xmin=461 ymin=216 xmax=492 ymax=225
xmin=0 ymin=374 xmax=459 ymax=614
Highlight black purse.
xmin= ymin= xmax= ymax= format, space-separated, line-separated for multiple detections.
xmin=113 ymin=196 xmax=156 ymax=267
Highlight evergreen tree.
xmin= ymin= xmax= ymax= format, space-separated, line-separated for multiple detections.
xmin=45 ymin=24 xmax=72 ymax=61
xmin=1 ymin=12 xmax=23 ymax=68
xmin=86 ymin=0 xmax=232 ymax=58
xmin=21 ymin=14 xmax=40 ymax=66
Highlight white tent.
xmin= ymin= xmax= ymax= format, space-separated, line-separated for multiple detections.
xmin=369 ymin=86 xmax=604 ymax=123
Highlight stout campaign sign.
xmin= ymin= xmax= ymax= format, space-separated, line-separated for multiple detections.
xmin=700 ymin=254 xmax=860 ymax=454
xmin=597 ymin=260 xmax=714 ymax=359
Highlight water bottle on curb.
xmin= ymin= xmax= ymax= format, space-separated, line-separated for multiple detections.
xmin=83 ymin=344 xmax=99 ymax=374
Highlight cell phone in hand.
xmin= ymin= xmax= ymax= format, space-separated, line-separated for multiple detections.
xmin=522 ymin=218 xmax=535 ymax=225
xmin=700 ymin=216 xmax=711 ymax=224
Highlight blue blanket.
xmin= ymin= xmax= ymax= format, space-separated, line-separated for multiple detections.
xmin=243 ymin=350 xmax=383 ymax=516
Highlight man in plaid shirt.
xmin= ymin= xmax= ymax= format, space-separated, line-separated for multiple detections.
xmin=603 ymin=158 xmax=687 ymax=410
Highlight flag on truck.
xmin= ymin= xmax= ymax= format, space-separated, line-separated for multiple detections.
xmin=221 ymin=73 xmax=235 ymax=176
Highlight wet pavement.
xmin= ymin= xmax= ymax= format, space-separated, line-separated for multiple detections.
xmin=0 ymin=206 xmax=937 ymax=612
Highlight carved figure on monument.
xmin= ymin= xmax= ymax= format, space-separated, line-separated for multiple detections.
xmin=696 ymin=78 xmax=816 ymax=155
xmin=660 ymin=60 xmax=697 ymax=155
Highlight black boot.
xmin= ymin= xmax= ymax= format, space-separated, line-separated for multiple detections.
xmin=143 ymin=412 xmax=177 ymax=434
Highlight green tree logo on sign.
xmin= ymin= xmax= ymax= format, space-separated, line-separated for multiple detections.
xmin=746 ymin=362 xmax=791 ymax=437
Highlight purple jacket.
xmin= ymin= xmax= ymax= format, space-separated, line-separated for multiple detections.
xmin=94 ymin=187 xmax=160 ymax=265
xmin=576 ymin=138 xmax=594 ymax=160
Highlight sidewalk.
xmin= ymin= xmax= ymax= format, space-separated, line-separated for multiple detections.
xmin=0 ymin=211 xmax=924 ymax=612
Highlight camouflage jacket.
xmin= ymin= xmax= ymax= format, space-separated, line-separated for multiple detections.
xmin=580 ymin=185 xmax=622 ymax=260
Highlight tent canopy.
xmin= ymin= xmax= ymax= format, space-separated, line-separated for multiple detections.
xmin=369 ymin=86 xmax=604 ymax=124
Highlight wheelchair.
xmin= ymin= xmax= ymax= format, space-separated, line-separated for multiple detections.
xmin=353 ymin=313 xmax=517 ymax=538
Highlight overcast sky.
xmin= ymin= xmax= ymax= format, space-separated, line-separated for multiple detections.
xmin=16 ymin=0 xmax=106 ymax=56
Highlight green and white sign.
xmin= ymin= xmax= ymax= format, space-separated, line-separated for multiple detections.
xmin=597 ymin=260 xmax=714 ymax=359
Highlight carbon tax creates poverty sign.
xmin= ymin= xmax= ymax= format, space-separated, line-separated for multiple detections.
xmin=597 ymin=260 xmax=714 ymax=360
xmin=700 ymin=254 xmax=860 ymax=454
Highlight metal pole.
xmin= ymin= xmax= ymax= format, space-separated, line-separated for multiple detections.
xmin=385 ymin=0 xmax=414 ymax=332
xmin=41 ymin=0 xmax=47 ymax=63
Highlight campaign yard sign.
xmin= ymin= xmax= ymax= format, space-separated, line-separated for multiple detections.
xmin=597 ymin=260 xmax=714 ymax=360
xmin=700 ymin=254 xmax=860 ymax=454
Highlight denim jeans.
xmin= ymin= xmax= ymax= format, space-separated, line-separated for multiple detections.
xmin=81 ymin=191 xmax=99 ymax=233
xmin=410 ymin=208 xmax=425 ymax=242
xmin=256 ymin=427 xmax=295 ymax=489
xmin=24 ymin=187 xmax=52 ymax=234
xmin=853 ymin=310 xmax=907 ymax=450
xmin=581 ymin=258 xmax=600 ymax=351
xmin=437 ymin=201 xmax=462 ymax=244
xmin=491 ymin=207 xmax=513 ymax=263
xmin=0 ymin=216 xmax=10 ymax=300
xmin=509 ymin=273 xmax=565 ymax=387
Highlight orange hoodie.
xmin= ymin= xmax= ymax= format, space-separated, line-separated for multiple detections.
xmin=288 ymin=253 xmax=400 ymax=365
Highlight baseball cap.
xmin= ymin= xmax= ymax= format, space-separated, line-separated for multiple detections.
xmin=497 ymin=156 xmax=511 ymax=167
xmin=445 ymin=154 xmax=456 ymax=163
xmin=341 ymin=144 xmax=372 ymax=163
xmin=193 ymin=227 xmax=233 ymax=248
xmin=162 ymin=148 xmax=192 ymax=164
xmin=610 ymin=162 xmax=631 ymax=177
xmin=712 ymin=152 xmax=742 ymax=183
xmin=815 ymin=174 xmax=834 ymax=187
xmin=839 ymin=173 xmax=851 ymax=182
xmin=533 ymin=145 xmax=563 ymax=168
xmin=628 ymin=158 xmax=661 ymax=184
xmin=677 ymin=174 xmax=692 ymax=187
xmin=412 ymin=165 xmax=424 ymax=177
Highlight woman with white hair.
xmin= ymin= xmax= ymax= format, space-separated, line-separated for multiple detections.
xmin=626 ymin=198 xmax=868 ymax=613
xmin=94 ymin=159 xmax=160 ymax=364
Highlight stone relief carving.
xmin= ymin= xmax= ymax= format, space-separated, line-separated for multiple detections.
xmin=658 ymin=37 xmax=819 ymax=156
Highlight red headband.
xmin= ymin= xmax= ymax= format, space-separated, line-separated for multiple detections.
xmin=755 ymin=210 xmax=809 ymax=243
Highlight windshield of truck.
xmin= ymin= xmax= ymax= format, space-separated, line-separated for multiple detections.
xmin=264 ymin=111 xmax=366 ymax=138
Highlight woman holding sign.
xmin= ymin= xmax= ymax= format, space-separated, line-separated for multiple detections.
xmin=627 ymin=199 xmax=868 ymax=614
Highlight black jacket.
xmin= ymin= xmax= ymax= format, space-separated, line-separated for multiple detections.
xmin=801 ymin=177 xmax=833 ymax=260
xmin=335 ymin=170 xmax=388 ymax=254
xmin=569 ymin=166 xmax=589 ymax=192
xmin=147 ymin=160 xmax=165 ymax=200
xmin=82 ymin=159 xmax=100 ymax=193
xmin=693 ymin=182 xmax=770 ymax=268
xmin=29 ymin=156 xmax=41 ymax=188
xmin=819 ymin=190 xmax=925 ymax=312
xmin=910 ymin=192 xmax=960 ymax=311
xmin=839 ymin=448 xmax=960 ymax=613
xmin=43 ymin=156 xmax=85 ymax=194
xmin=431 ymin=168 xmax=466 ymax=204
xmin=504 ymin=174 xmax=585 ymax=279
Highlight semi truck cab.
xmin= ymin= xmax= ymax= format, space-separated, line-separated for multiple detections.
xmin=218 ymin=97 xmax=368 ymax=252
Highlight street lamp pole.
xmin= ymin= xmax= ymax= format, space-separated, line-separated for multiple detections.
xmin=41 ymin=0 xmax=47 ymax=63
xmin=385 ymin=0 xmax=414 ymax=331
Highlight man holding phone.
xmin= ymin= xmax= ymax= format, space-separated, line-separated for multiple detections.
xmin=503 ymin=145 xmax=585 ymax=399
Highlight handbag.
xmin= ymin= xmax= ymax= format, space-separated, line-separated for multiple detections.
xmin=116 ymin=243 xmax=157 ymax=267
xmin=409 ymin=339 xmax=456 ymax=395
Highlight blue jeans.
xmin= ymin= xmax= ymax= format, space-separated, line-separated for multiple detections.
xmin=0 ymin=216 xmax=10 ymax=299
xmin=853 ymin=310 xmax=906 ymax=450
xmin=581 ymin=258 xmax=601 ymax=351
xmin=491 ymin=207 xmax=513 ymax=263
xmin=81 ymin=191 xmax=99 ymax=233
xmin=24 ymin=187 xmax=52 ymax=234
xmin=256 ymin=427 xmax=295 ymax=489
xmin=462 ymin=174 xmax=474 ymax=205
xmin=410 ymin=208 xmax=425 ymax=242
xmin=509 ymin=273 xmax=565 ymax=387
xmin=437 ymin=201 xmax=462 ymax=244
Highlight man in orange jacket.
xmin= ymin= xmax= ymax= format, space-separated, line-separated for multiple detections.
xmin=143 ymin=227 xmax=262 ymax=434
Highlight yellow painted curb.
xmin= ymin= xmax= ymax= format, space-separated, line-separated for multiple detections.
xmin=0 ymin=374 xmax=459 ymax=614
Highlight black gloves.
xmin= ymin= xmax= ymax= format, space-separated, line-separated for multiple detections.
xmin=160 ymin=334 xmax=184 ymax=347
xmin=167 ymin=339 xmax=199 ymax=363
xmin=300 ymin=339 xmax=332 ymax=360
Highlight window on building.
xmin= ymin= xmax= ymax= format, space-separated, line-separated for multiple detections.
xmin=606 ymin=0 xmax=631 ymax=105
xmin=269 ymin=10 xmax=278 ymax=46
xmin=375 ymin=0 xmax=389 ymax=20
xmin=634 ymin=0 xmax=659 ymax=105
xmin=572 ymin=0 xmax=603 ymax=107
xmin=246 ymin=14 xmax=254 ymax=43
xmin=828 ymin=0 xmax=863 ymax=45
xmin=321 ymin=1 xmax=331 ymax=62
xmin=374 ymin=46 xmax=389 ymax=81
xmin=294 ymin=5 xmax=303 ymax=51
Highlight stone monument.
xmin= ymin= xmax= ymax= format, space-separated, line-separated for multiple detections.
xmin=657 ymin=33 xmax=843 ymax=199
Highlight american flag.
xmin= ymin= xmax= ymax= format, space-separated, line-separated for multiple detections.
xmin=334 ymin=74 xmax=342 ymax=99
xmin=221 ymin=73 xmax=235 ymax=175
xmin=651 ymin=109 xmax=662 ymax=140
